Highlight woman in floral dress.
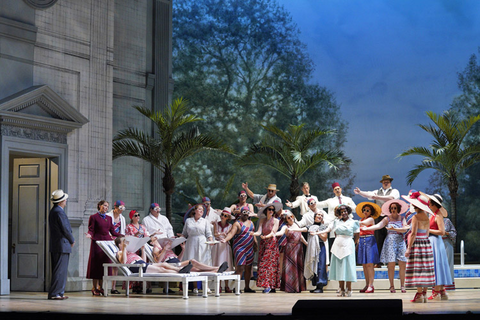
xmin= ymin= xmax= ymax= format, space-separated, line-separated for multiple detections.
xmin=252 ymin=204 xmax=280 ymax=293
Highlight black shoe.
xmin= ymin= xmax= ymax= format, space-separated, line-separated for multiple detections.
xmin=218 ymin=261 xmax=229 ymax=273
xmin=270 ymin=289 xmax=276 ymax=293
xmin=110 ymin=289 xmax=121 ymax=294
xmin=179 ymin=262 xmax=193 ymax=273
xmin=313 ymin=288 xmax=323 ymax=293
xmin=163 ymin=288 xmax=175 ymax=294
xmin=244 ymin=288 xmax=255 ymax=293
xmin=146 ymin=288 xmax=152 ymax=294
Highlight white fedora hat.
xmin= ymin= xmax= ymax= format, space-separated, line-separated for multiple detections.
xmin=51 ymin=189 xmax=68 ymax=203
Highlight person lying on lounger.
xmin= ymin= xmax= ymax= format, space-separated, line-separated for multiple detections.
xmin=115 ymin=237 xmax=228 ymax=274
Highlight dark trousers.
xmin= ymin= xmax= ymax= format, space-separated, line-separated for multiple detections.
xmin=312 ymin=242 xmax=328 ymax=287
xmin=48 ymin=252 xmax=69 ymax=298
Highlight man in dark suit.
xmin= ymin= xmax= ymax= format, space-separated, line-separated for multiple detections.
xmin=48 ymin=189 xmax=75 ymax=300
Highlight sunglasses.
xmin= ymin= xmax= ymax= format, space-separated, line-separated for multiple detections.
xmin=204 ymin=203 xmax=211 ymax=206
xmin=221 ymin=213 xmax=229 ymax=218
xmin=266 ymin=208 xmax=275 ymax=211
xmin=133 ymin=214 xmax=140 ymax=217
xmin=362 ymin=208 xmax=370 ymax=211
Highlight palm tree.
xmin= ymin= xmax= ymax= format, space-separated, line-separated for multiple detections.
xmin=238 ymin=123 xmax=347 ymax=206
xmin=398 ymin=111 xmax=480 ymax=227
xmin=112 ymin=98 xmax=234 ymax=221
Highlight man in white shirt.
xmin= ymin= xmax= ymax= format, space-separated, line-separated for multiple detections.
xmin=317 ymin=182 xmax=356 ymax=225
xmin=142 ymin=203 xmax=174 ymax=239
xmin=285 ymin=182 xmax=318 ymax=216
xmin=201 ymin=196 xmax=220 ymax=233
xmin=242 ymin=182 xmax=282 ymax=208
xmin=354 ymin=174 xmax=400 ymax=263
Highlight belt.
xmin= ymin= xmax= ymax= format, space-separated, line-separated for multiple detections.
xmin=360 ymin=235 xmax=374 ymax=238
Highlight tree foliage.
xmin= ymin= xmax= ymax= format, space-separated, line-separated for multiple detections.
xmin=171 ymin=0 xmax=353 ymax=210
xmin=112 ymin=98 xmax=234 ymax=220
xmin=398 ymin=111 xmax=480 ymax=229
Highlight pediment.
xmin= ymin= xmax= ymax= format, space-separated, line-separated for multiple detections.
xmin=0 ymin=85 xmax=88 ymax=133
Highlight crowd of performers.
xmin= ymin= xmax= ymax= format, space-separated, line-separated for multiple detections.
xmin=84 ymin=174 xmax=457 ymax=303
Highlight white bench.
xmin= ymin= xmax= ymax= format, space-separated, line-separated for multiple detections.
xmin=97 ymin=240 xmax=209 ymax=299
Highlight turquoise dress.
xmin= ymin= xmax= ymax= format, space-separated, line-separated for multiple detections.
xmin=329 ymin=219 xmax=360 ymax=282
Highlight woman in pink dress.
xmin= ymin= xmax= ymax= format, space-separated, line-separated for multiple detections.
xmin=276 ymin=210 xmax=307 ymax=293
xmin=211 ymin=207 xmax=234 ymax=292
xmin=86 ymin=200 xmax=122 ymax=296
xmin=252 ymin=203 xmax=281 ymax=293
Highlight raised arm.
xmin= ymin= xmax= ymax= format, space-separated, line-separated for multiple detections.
xmin=361 ymin=217 xmax=388 ymax=231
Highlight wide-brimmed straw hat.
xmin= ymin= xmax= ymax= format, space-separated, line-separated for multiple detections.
xmin=51 ymin=189 xmax=68 ymax=203
xmin=265 ymin=184 xmax=279 ymax=191
xmin=257 ymin=201 xmax=283 ymax=219
xmin=381 ymin=199 xmax=409 ymax=216
xmin=356 ymin=202 xmax=381 ymax=219
xmin=425 ymin=193 xmax=448 ymax=217
xmin=401 ymin=192 xmax=432 ymax=214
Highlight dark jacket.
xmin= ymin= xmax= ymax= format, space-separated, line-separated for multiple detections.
xmin=49 ymin=204 xmax=75 ymax=253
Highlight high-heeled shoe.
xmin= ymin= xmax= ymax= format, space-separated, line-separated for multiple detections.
xmin=345 ymin=290 xmax=352 ymax=297
xmin=411 ymin=292 xmax=426 ymax=303
xmin=225 ymin=286 xmax=232 ymax=293
xmin=365 ymin=286 xmax=374 ymax=293
xmin=337 ymin=290 xmax=345 ymax=297
xmin=428 ymin=289 xmax=441 ymax=301
xmin=401 ymin=286 xmax=406 ymax=293
xmin=389 ymin=286 xmax=396 ymax=293
xmin=98 ymin=288 xmax=105 ymax=296
xmin=91 ymin=288 xmax=100 ymax=296
xmin=359 ymin=285 xmax=368 ymax=293
xmin=440 ymin=289 xmax=449 ymax=300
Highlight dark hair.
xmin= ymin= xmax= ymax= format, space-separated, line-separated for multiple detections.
xmin=389 ymin=203 xmax=402 ymax=213
xmin=335 ymin=205 xmax=352 ymax=218
xmin=97 ymin=200 xmax=108 ymax=210
xmin=114 ymin=236 xmax=124 ymax=248
xmin=362 ymin=204 xmax=376 ymax=217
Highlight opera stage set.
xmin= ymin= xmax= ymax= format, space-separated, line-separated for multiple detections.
xmin=1 ymin=265 xmax=479 ymax=319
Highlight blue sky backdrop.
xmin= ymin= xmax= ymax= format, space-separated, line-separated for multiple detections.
xmin=277 ymin=0 xmax=480 ymax=201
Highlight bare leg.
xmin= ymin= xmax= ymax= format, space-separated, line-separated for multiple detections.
xmin=398 ymin=261 xmax=406 ymax=287
xmin=146 ymin=265 xmax=178 ymax=274
xmin=362 ymin=264 xmax=369 ymax=289
xmin=190 ymin=259 xmax=219 ymax=272
xmin=366 ymin=263 xmax=375 ymax=287
xmin=387 ymin=262 xmax=395 ymax=289
xmin=346 ymin=281 xmax=352 ymax=292
xmin=244 ymin=265 xmax=253 ymax=290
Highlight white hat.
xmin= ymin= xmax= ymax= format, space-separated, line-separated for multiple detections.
xmin=51 ymin=189 xmax=68 ymax=203
xmin=257 ymin=201 xmax=283 ymax=219
xmin=401 ymin=192 xmax=432 ymax=214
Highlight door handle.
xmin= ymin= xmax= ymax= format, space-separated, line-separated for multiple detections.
xmin=12 ymin=243 xmax=15 ymax=254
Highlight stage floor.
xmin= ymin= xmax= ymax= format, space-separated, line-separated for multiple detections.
xmin=1 ymin=288 xmax=479 ymax=317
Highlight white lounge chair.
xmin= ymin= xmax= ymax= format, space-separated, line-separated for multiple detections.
xmin=97 ymin=240 xmax=209 ymax=299
xmin=144 ymin=243 xmax=241 ymax=297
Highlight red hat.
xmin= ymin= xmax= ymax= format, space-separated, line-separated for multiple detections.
xmin=332 ymin=182 xmax=340 ymax=189
xmin=129 ymin=210 xmax=138 ymax=220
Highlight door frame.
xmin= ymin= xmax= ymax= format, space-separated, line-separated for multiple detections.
xmin=0 ymin=135 xmax=67 ymax=295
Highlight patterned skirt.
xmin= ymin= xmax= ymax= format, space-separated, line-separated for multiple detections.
xmin=380 ymin=233 xmax=407 ymax=263
xmin=256 ymin=237 xmax=280 ymax=289
xmin=281 ymin=241 xmax=306 ymax=293
xmin=405 ymin=232 xmax=435 ymax=288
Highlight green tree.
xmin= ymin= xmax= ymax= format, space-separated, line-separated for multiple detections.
xmin=171 ymin=0 xmax=352 ymax=210
xmin=398 ymin=111 xmax=480 ymax=227
xmin=238 ymin=124 xmax=347 ymax=207
xmin=112 ymin=98 xmax=234 ymax=220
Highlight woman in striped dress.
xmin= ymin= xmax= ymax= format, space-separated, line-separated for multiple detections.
xmin=222 ymin=207 xmax=256 ymax=293
xmin=276 ymin=210 xmax=307 ymax=293
xmin=402 ymin=192 xmax=435 ymax=303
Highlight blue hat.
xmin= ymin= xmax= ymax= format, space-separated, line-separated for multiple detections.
xmin=202 ymin=197 xmax=211 ymax=203
xmin=150 ymin=203 xmax=159 ymax=210
xmin=114 ymin=200 xmax=125 ymax=207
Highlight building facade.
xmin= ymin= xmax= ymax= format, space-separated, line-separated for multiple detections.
xmin=0 ymin=0 xmax=172 ymax=294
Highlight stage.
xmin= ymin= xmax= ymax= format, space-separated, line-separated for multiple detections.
xmin=1 ymin=265 xmax=479 ymax=319
xmin=1 ymin=287 xmax=479 ymax=319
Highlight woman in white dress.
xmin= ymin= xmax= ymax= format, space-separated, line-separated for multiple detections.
xmin=182 ymin=204 xmax=214 ymax=293
xmin=211 ymin=207 xmax=234 ymax=292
